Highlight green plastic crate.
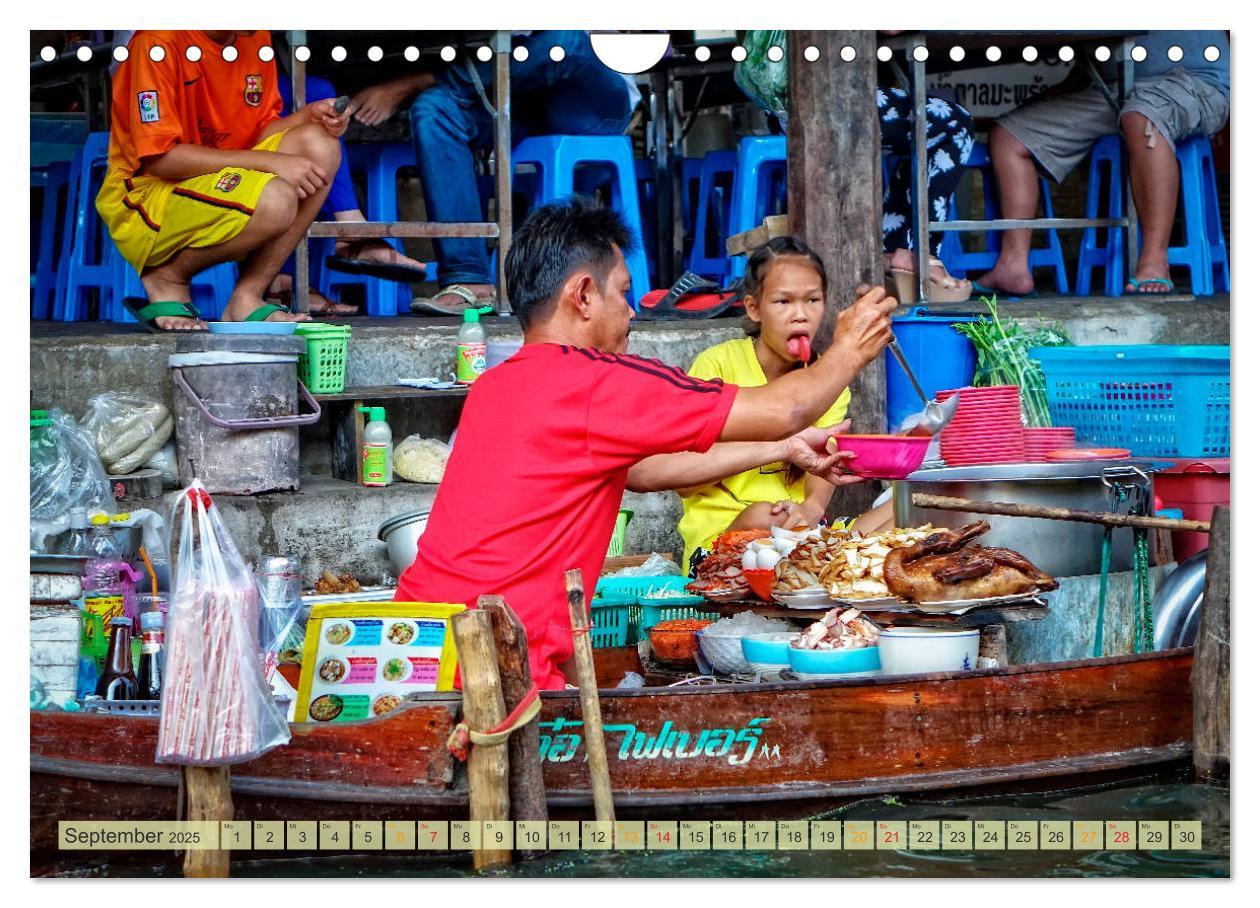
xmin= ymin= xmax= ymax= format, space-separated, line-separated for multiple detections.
xmin=295 ymin=324 xmax=351 ymax=394
xmin=589 ymin=600 xmax=630 ymax=648
xmin=637 ymin=604 xmax=719 ymax=641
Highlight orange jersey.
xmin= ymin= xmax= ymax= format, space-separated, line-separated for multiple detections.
xmin=106 ymin=30 xmax=283 ymax=180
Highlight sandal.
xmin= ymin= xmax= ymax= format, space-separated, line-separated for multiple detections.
xmin=324 ymin=255 xmax=427 ymax=284
xmin=1124 ymin=277 xmax=1175 ymax=294
xmin=123 ymin=297 xmax=205 ymax=333
xmin=884 ymin=258 xmax=973 ymax=304
xmin=243 ymin=302 xmax=299 ymax=322
xmin=636 ymin=271 xmax=740 ymax=320
xmin=410 ymin=284 xmax=497 ymax=316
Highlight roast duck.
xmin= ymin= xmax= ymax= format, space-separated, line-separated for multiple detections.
xmin=882 ymin=521 xmax=1058 ymax=602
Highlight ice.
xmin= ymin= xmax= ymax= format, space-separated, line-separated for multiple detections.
xmin=701 ymin=609 xmax=795 ymax=636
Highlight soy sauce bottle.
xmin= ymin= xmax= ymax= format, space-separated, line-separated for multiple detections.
xmin=96 ymin=617 xmax=140 ymax=701
xmin=136 ymin=610 xmax=165 ymax=700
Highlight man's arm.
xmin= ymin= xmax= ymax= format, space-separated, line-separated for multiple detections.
xmin=717 ymin=287 xmax=896 ymax=443
xmin=352 ymin=72 xmax=438 ymax=126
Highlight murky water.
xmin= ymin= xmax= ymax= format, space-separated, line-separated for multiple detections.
xmin=48 ymin=768 xmax=1228 ymax=879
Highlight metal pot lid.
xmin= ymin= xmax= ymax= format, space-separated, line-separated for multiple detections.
xmin=377 ymin=510 xmax=431 ymax=540
xmin=903 ymin=460 xmax=1172 ymax=482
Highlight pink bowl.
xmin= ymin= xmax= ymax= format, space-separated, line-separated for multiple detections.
xmin=829 ymin=434 xmax=931 ymax=479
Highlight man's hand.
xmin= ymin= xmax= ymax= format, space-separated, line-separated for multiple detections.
xmin=306 ymin=98 xmax=350 ymax=139
xmin=267 ymin=152 xmax=329 ymax=199
xmin=783 ymin=421 xmax=867 ymax=486
xmin=831 ymin=285 xmax=897 ymax=369
xmin=351 ymin=80 xmax=414 ymax=127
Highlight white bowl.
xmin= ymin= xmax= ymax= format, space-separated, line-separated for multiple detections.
xmin=878 ymin=626 xmax=980 ymax=675
xmin=697 ymin=632 xmax=752 ymax=675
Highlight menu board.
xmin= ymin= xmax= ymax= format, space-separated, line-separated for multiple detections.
xmin=293 ymin=602 xmax=465 ymax=723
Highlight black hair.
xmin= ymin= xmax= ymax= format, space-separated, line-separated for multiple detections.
xmin=504 ymin=197 xmax=638 ymax=330
xmin=740 ymin=235 xmax=829 ymax=337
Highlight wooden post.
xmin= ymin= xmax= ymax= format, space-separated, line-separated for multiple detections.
xmin=451 ymin=610 xmax=512 ymax=870
xmin=1191 ymin=505 xmax=1229 ymax=780
xmin=493 ymin=31 xmax=513 ymax=314
xmin=479 ymin=595 xmax=548 ymax=837
xmin=788 ymin=30 xmax=884 ymax=519
xmin=564 ymin=569 xmax=616 ymax=822
xmin=182 ymin=766 xmax=232 ymax=878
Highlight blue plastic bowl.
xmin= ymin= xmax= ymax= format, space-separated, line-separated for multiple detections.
xmin=787 ymin=644 xmax=881 ymax=677
xmin=208 ymin=321 xmax=298 ymax=335
xmin=741 ymin=633 xmax=797 ymax=667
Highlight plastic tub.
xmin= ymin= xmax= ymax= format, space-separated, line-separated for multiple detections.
xmin=878 ymin=626 xmax=979 ymax=675
xmin=787 ymin=644 xmax=881 ymax=678
xmin=741 ymin=632 xmax=797 ymax=671
xmin=1153 ymin=457 xmax=1230 ymax=560
xmin=698 ymin=632 xmax=752 ymax=675
xmin=885 ymin=308 xmax=978 ymax=431
xmin=1031 ymin=345 xmax=1229 ymax=457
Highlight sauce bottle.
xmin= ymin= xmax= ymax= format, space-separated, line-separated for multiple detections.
xmin=357 ymin=406 xmax=393 ymax=487
xmin=136 ymin=610 xmax=165 ymax=700
xmin=96 ymin=617 xmax=140 ymax=701
xmin=456 ymin=306 xmax=494 ymax=384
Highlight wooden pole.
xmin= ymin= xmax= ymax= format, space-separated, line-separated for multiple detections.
xmin=479 ymin=595 xmax=549 ymax=840
xmin=450 ymin=610 xmax=512 ymax=870
xmin=182 ymin=766 xmax=232 ymax=878
xmin=911 ymin=493 xmax=1212 ymax=533
xmin=493 ymin=30 xmax=513 ymax=314
xmin=564 ymin=568 xmax=616 ymax=822
xmin=788 ymin=30 xmax=884 ymax=520
xmin=1192 ymin=505 xmax=1229 ymax=780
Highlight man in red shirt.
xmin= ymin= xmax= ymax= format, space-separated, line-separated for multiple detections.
xmin=394 ymin=200 xmax=895 ymax=689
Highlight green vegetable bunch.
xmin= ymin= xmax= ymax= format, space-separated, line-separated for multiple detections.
xmin=952 ymin=295 xmax=1070 ymax=428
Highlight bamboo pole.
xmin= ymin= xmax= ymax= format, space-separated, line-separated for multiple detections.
xmin=564 ymin=569 xmax=616 ymax=822
xmin=182 ymin=766 xmax=232 ymax=878
xmin=450 ymin=610 xmax=512 ymax=870
xmin=479 ymin=595 xmax=548 ymax=846
xmin=1192 ymin=506 xmax=1229 ymax=780
xmin=911 ymin=493 xmax=1211 ymax=533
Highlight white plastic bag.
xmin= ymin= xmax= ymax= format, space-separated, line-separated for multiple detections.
xmin=393 ymin=435 xmax=451 ymax=483
xmin=81 ymin=392 xmax=173 ymax=475
xmin=156 ymin=482 xmax=290 ymax=765
xmin=30 ymin=409 xmax=114 ymax=523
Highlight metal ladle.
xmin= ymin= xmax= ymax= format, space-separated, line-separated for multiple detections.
xmin=887 ymin=339 xmax=960 ymax=436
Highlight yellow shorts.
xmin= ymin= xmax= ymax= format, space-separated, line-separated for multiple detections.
xmin=97 ymin=130 xmax=287 ymax=272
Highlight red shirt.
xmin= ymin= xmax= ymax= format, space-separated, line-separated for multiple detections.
xmin=395 ymin=344 xmax=738 ymax=689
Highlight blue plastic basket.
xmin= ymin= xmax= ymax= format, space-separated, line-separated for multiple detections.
xmin=1031 ymin=345 xmax=1229 ymax=457
xmin=637 ymin=604 xmax=720 ymax=641
xmin=594 ymin=574 xmax=691 ymax=605
xmin=588 ymin=600 xmax=630 ymax=648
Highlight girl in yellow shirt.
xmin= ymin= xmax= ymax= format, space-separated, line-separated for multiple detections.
xmin=678 ymin=237 xmax=889 ymax=569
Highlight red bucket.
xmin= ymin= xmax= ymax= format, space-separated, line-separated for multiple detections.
xmin=1154 ymin=458 xmax=1230 ymax=560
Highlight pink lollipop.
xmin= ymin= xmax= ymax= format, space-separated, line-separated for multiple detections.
xmin=788 ymin=335 xmax=812 ymax=363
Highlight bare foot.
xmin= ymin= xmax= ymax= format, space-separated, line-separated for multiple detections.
xmin=222 ymin=293 xmax=313 ymax=323
xmin=335 ymin=239 xmax=427 ymax=273
xmin=976 ymin=261 xmax=1035 ymax=296
xmin=139 ymin=273 xmax=206 ymax=330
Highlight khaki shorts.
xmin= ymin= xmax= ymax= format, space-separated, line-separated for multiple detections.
xmin=996 ymin=68 xmax=1229 ymax=183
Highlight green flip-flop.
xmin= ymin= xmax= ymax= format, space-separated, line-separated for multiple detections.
xmin=1125 ymin=277 xmax=1175 ymax=294
xmin=244 ymin=302 xmax=295 ymax=322
xmin=122 ymin=297 xmax=204 ymax=333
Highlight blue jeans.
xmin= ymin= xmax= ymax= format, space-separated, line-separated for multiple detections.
xmin=409 ymin=30 xmax=634 ymax=285
xmin=278 ymin=74 xmax=360 ymax=217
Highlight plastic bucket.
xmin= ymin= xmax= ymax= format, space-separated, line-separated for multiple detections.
xmin=1153 ymin=458 xmax=1230 ymax=561
xmin=884 ymin=308 xmax=977 ymax=431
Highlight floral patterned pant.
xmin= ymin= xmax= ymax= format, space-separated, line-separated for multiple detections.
xmin=878 ymin=87 xmax=976 ymax=257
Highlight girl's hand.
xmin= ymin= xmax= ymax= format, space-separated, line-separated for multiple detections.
xmin=768 ymin=500 xmax=825 ymax=530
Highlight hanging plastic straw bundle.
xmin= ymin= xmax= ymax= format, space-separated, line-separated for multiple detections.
xmin=156 ymin=481 xmax=291 ymax=765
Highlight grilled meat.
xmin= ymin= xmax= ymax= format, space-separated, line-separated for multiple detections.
xmin=882 ymin=521 xmax=1058 ymax=602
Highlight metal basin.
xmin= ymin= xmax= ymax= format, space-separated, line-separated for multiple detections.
xmin=378 ymin=510 xmax=430 ymax=576
xmin=894 ymin=460 xmax=1170 ymax=578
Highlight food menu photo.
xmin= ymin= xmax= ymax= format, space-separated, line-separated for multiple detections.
xmin=20 ymin=2 xmax=1242 ymax=897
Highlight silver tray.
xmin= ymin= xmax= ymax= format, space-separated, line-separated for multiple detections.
xmin=908 ymin=593 xmax=1047 ymax=614
xmin=830 ymin=595 xmax=907 ymax=610
xmin=772 ymin=589 xmax=833 ymax=608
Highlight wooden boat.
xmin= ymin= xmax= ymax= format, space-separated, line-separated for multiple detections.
xmin=32 ymin=646 xmax=1194 ymax=864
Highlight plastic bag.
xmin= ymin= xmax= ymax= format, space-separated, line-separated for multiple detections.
xmin=735 ymin=30 xmax=790 ymax=120
xmin=81 ymin=392 xmax=173 ymax=475
xmin=157 ymin=482 xmax=290 ymax=765
xmin=607 ymin=552 xmax=682 ymax=578
xmin=394 ymin=435 xmax=451 ymax=483
xmin=30 ymin=409 xmax=114 ymax=523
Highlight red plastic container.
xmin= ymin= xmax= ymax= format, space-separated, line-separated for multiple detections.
xmin=1154 ymin=458 xmax=1230 ymax=560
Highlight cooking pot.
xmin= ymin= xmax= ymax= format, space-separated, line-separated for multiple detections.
xmin=378 ymin=510 xmax=430 ymax=576
xmin=894 ymin=460 xmax=1170 ymax=578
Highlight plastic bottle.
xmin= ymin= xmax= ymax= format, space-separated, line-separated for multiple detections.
xmin=87 ymin=514 xmax=119 ymax=559
xmin=456 ymin=306 xmax=493 ymax=385
xmin=60 ymin=506 xmax=92 ymax=556
xmin=83 ymin=515 xmax=140 ymax=636
xmin=358 ymin=406 xmax=393 ymax=487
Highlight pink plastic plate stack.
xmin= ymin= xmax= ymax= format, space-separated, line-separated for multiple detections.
xmin=1022 ymin=427 xmax=1076 ymax=462
xmin=938 ymin=386 xmax=1027 ymax=466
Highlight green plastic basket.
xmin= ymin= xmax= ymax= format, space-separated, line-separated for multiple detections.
xmin=637 ymin=604 xmax=719 ymax=641
xmin=295 ymin=324 xmax=351 ymax=394
xmin=589 ymin=600 xmax=630 ymax=648
xmin=605 ymin=508 xmax=634 ymax=557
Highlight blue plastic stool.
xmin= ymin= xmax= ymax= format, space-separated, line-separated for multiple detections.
xmin=319 ymin=142 xmax=416 ymax=316
xmin=680 ymin=157 xmax=704 ymax=235
xmin=1168 ymin=135 xmax=1229 ymax=295
xmin=512 ymin=135 xmax=651 ymax=308
xmin=726 ymin=136 xmax=788 ymax=281
xmin=56 ymin=133 xmax=114 ymax=322
xmin=686 ymin=150 xmax=737 ymax=282
xmin=32 ymin=160 xmax=72 ymax=319
xmin=634 ymin=159 xmax=659 ymax=289
xmin=1075 ymin=135 xmax=1126 ymax=297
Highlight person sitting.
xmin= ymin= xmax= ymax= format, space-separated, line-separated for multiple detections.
xmin=96 ymin=30 xmax=347 ymax=330
xmin=977 ymin=30 xmax=1229 ymax=296
xmin=349 ymin=30 xmax=640 ymax=315
xmin=393 ymin=198 xmax=895 ymax=688
xmin=637 ymin=236 xmax=892 ymax=571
